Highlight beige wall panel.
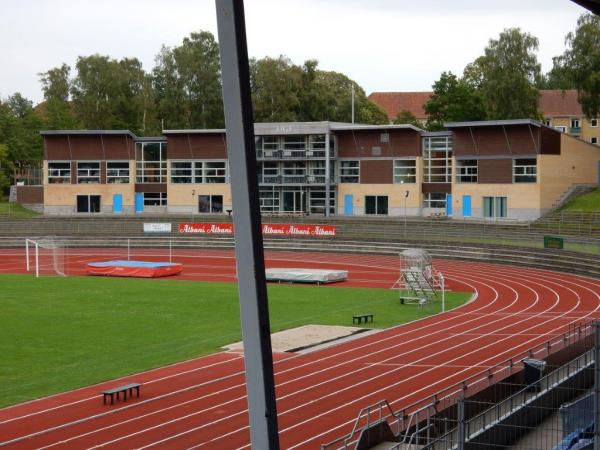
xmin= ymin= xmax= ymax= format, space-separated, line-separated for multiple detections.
xmin=452 ymin=183 xmax=540 ymax=210
xmin=539 ymin=135 xmax=600 ymax=209
xmin=168 ymin=184 xmax=232 ymax=206
xmin=44 ymin=184 xmax=135 ymax=207
xmin=337 ymin=183 xmax=422 ymax=209
xmin=582 ymin=118 xmax=599 ymax=145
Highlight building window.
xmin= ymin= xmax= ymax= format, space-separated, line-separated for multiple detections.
xmin=423 ymin=193 xmax=446 ymax=209
xmin=136 ymin=141 xmax=167 ymax=183
xmin=171 ymin=161 xmax=193 ymax=183
xmin=77 ymin=162 xmax=100 ymax=184
xmin=555 ymin=126 xmax=567 ymax=133
xmin=47 ymin=162 xmax=71 ymax=184
xmin=365 ymin=195 xmax=388 ymax=215
xmin=393 ymin=159 xmax=416 ymax=183
xmin=106 ymin=161 xmax=130 ymax=184
xmin=571 ymin=118 xmax=581 ymax=128
xmin=513 ymin=158 xmax=537 ymax=183
xmin=456 ymin=160 xmax=478 ymax=183
xmin=198 ymin=195 xmax=223 ymax=213
xmin=76 ymin=195 xmax=101 ymax=213
xmin=170 ymin=161 xmax=227 ymax=184
xmin=483 ymin=196 xmax=507 ymax=218
xmin=592 ymin=118 xmax=598 ymax=127
xmin=259 ymin=187 xmax=280 ymax=213
xmin=339 ymin=160 xmax=359 ymax=183
xmin=423 ymin=136 xmax=452 ymax=183
xmin=282 ymin=135 xmax=305 ymax=157
xmin=259 ymin=162 xmax=280 ymax=184
xmin=592 ymin=137 xmax=598 ymax=145
xmin=144 ymin=192 xmax=167 ymax=206
xmin=543 ymin=118 xmax=551 ymax=127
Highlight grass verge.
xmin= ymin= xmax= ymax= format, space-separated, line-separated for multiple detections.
xmin=0 ymin=274 xmax=471 ymax=407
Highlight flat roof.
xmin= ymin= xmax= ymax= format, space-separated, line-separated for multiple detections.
xmin=164 ymin=121 xmax=422 ymax=135
xmin=444 ymin=119 xmax=542 ymax=128
xmin=40 ymin=130 xmax=139 ymax=139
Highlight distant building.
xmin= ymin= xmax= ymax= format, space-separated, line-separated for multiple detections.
xmin=369 ymin=89 xmax=599 ymax=146
xmin=14 ymin=119 xmax=600 ymax=221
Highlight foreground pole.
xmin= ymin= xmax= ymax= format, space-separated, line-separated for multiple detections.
xmin=215 ymin=1 xmax=280 ymax=449
xmin=595 ymin=322 xmax=600 ymax=450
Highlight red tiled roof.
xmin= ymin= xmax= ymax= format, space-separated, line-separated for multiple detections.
xmin=538 ymin=90 xmax=583 ymax=117
xmin=368 ymin=92 xmax=432 ymax=121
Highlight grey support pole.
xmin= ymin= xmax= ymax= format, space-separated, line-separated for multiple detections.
xmin=325 ymin=130 xmax=330 ymax=217
xmin=215 ymin=2 xmax=280 ymax=449
xmin=595 ymin=322 xmax=600 ymax=450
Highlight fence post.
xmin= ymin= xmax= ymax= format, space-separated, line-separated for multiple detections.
xmin=595 ymin=322 xmax=600 ymax=450
xmin=458 ymin=397 xmax=466 ymax=450
xmin=169 ymin=239 xmax=172 ymax=263
xmin=26 ymin=239 xmax=29 ymax=271
xmin=127 ymin=238 xmax=130 ymax=261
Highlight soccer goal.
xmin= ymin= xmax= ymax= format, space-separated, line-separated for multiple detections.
xmin=392 ymin=248 xmax=445 ymax=309
xmin=25 ymin=238 xmax=67 ymax=277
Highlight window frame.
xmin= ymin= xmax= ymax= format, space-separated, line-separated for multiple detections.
xmin=47 ymin=161 xmax=71 ymax=184
xmin=456 ymin=159 xmax=478 ymax=183
xmin=393 ymin=158 xmax=416 ymax=184
xmin=365 ymin=195 xmax=388 ymax=215
xmin=143 ymin=192 xmax=167 ymax=206
xmin=198 ymin=194 xmax=224 ymax=214
xmin=339 ymin=160 xmax=360 ymax=183
xmin=513 ymin=158 xmax=537 ymax=183
xmin=77 ymin=161 xmax=101 ymax=184
xmin=106 ymin=161 xmax=130 ymax=184
xmin=483 ymin=196 xmax=507 ymax=218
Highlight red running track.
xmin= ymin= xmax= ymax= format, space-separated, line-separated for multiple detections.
xmin=1 ymin=247 xmax=600 ymax=449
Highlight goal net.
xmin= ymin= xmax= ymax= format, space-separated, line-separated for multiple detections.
xmin=25 ymin=238 xmax=66 ymax=277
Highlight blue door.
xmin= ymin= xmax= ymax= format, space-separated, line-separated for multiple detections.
xmin=462 ymin=195 xmax=472 ymax=218
xmin=135 ymin=193 xmax=144 ymax=213
xmin=344 ymin=194 xmax=354 ymax=215
xmin=446 ymin=194 xmax=453 ymax=216
xmin=113 ymin=194 xmax=123 ymax=214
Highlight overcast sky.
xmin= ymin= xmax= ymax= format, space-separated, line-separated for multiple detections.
xmin=0 ymin=0 xmax=588 ymax=104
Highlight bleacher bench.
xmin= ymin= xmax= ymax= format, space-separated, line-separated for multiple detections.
xmin=102 ymin=383 xmax=141 ymax=405
xmin=353 ymin=314 xmax=373 ymax=325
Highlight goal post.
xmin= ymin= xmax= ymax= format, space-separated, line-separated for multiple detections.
xmin=25 ymin=238 xmax=67 ymax=277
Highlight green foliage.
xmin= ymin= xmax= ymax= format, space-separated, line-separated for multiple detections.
xmin=250 ymin=55 xmax=302 ymax=122
xmin=539 ymin=55 xmax=575 ymax=90
xmin=39 ymin=64 xmax=79 ymax=129
xmin=560 ymin=13 xmax=600 ymax=119
xmin=0 ymin=273 xmax=471 ymax=406
xmin=464 ymin=28 xmax=542 ymax=120
xmin=153 ymin=31 xmax=224 ymax=130
xmin=393 ymin=110 xmax=421 ymax=127
xmin=424 ymin=71 xmax=486 ymax=128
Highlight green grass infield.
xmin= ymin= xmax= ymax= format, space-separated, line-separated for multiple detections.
xmin=0 ymin=274 xmax=472 ymax=407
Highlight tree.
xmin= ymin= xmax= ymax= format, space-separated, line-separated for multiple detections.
xmin=250 ymin=56 xmax=302 ymax=122
xmin=393 ymin=110 xmax=422 ymax=127
xmin=39 ymin=63 xmax=79 ymax=129
xmin=539 ymin=55 xmax=575 ymax=90
xmin=464 ymin=28 xmax=542 ymax=120
xmin=153 ymin=31 xmax=224 ymax=129
xmin=559 ymin=13 xmax=600 ymax=118
xmin=424 ymin=71 xmax=485 ymax=129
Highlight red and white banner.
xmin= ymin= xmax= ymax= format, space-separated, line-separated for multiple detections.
xmin=178 ymin=223 xmax=234 ymax=234
xmin=261 ymin=224 xmax=336 ymax=237
xmin=178 ymin=223 xmax=336 ymax=237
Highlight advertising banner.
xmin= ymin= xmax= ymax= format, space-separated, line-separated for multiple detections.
xmin=178 ymin=223 xmax=336 ymax=237
xmin=178 ymin=223 xmax=234 ymax=234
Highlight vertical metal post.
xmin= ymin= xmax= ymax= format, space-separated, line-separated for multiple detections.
xmin=594 ymin=322 xmax=600 ymax=450
xmin=169 ymin=239 xmax=172 ymax=263
xmin=35 ymin=243 xmax=39 ymax=278
xmin=26 ymin=239 xmax=30 ymax=271
xmin=127 ymin=238 xmax=130 ymax=261
xmin=441 ymin=274 xmax=445 ymax=313
xmin=325 ymin=130 xmax=330 ymax=217
xmin=458 ymin=397 xmax=466 ymax=450
xmin=215 ymin=2 xmax=280 ymax=449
